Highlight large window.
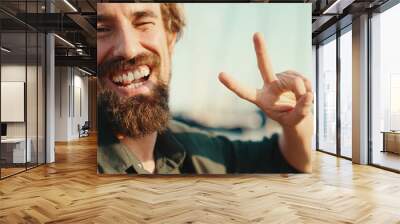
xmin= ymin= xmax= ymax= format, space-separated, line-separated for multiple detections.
xmin=339 ymin=28 xmax=352 ymax=158
xmin=317 ymin=27 xmax=353 ymax=159
xmin=317 ymin=36 xmax=337 ymax=154
xmin=371 ymin=2 xmax=400 ymax=171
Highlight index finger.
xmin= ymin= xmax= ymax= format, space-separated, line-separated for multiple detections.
xmin=253 ymin=32 xmax=277 ymax=84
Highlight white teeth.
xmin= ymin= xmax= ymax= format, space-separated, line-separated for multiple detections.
xmin=141 ymin=66 xmax=150 ymax=77
xmin=128 ymin=72 xmax=134 ymax=81
xmin=122 ymin=74 xmax=128 ymax=82
xmin=139 ymin=67 xmax=145 ymax=77
xmin=133 ymin=71 xmax=141 ymax=80
xmin=126 ymin=82 xmax=144 ymax=89
xmin=112 ymin=65 xmax=150 ymax=84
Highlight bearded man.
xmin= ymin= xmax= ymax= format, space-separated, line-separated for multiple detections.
xmin=97 ymin=3 xmax=313 ymax=174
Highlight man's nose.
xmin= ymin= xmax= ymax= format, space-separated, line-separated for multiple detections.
xmin=113 ymin=26 xmax=143 ymax=60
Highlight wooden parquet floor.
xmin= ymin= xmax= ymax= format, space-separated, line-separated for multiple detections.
xmin=1 ymin=135 xmax=400 ymax=224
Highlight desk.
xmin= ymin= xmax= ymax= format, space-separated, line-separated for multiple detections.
xmin=1 ymin=138 xmax=31 ymax=163
xmin=381 ymin=131 xmax=400 ymax=154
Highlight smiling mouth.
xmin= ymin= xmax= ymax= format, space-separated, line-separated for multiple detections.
xmin=110 ymin=65 xmax=151 ymax=89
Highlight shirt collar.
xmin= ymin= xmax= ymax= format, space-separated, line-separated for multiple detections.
xmin=98 ymin=123 xmax=186 ymax=174
xmin=153 ymin=128 xmax=186 ymax=174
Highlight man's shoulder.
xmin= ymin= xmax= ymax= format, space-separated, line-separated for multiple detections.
xmin=166 ymin=119 xmax=221 ymax=149
xmin=165 ymin=119 xmax=231 ymax=173
xmin=167 ymin=119 xmax=212 ymax=135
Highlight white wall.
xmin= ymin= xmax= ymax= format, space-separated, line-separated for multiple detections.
xmin=71 ymin=72 xmax=89 ymax=138
xmin=1 ymin=65 xmax=26 ymax=81
xmin=55 ymin=66 xmax=69 ymax=141
xmin=54 ymin=67 xmax=89 ymax=141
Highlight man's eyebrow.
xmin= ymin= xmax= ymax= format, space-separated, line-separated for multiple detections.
xmin=97 ymin=10 xmax=157 ymax=23
xmin=132 ymin=10 xmax=158 ymax=20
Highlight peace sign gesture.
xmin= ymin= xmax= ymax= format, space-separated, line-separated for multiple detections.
xmin=219 ymin=32 xmax=313 ymax=128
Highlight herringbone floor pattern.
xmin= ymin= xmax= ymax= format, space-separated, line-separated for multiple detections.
xmin=1 ymin=135 xmax=400 ymax=224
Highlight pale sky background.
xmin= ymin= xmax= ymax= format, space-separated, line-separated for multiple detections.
xmin=170 ymin=3 xmax=312 ymax=118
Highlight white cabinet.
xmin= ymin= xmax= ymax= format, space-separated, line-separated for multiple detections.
xmin=1 ymin=138 xmax=32 ymax=163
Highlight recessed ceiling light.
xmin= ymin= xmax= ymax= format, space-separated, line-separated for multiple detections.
xmin=322 ymin=0 xmax=354 ymax=15
xmin=63 ymin=0 xmax=78 ymax=12
xmin=54 ymin=34 xmax=75 ymax=48
xmin=1 ymin=47 xmax=11 ymax=53
xmin=78 ymin=67 xmax=92 ymax=76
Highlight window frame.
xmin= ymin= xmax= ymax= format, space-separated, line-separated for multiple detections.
xmin=315 ymin=24 xmax=352 ymax=160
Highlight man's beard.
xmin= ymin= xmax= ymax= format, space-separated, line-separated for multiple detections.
xmin=98 ymin=53 xmax=170 ymax=138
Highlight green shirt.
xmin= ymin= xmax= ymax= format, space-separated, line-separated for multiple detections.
xmin=97 ymin=120 xmax=298 ymax=174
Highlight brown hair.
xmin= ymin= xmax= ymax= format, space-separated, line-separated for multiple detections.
xmin=160 ymin=3 xmax=186 ymax=41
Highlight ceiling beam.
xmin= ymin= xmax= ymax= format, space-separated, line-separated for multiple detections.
xmin=55 ymin=55 xmax=96 ymax=72
xmin=67 ymin=13 xmax=96 ymax=39
xmin=322 ymin=0 xmax=356 ymax=14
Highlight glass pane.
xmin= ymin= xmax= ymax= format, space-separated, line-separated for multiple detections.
xmin=38 ymin=32 xmax=45 ymax=165
xmin=312 ymin=45 xmax=317 ymax=151
xmin=340 ymin=29 xmax=352 ymax=158
xmin=27 ymin=31 xmax=38 ymax=169
xmin=318 ymin=37 xmax=337 ymax=154
xmin=1 ymin=0 xmax=46 ymax=178
xmin=371 ymin=3 xmax=400 ymax=171
xmin=1 ymin=30 xmax=27 ymax=177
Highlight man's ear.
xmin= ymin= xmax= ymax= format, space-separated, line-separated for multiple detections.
xmin=167 ymin=32 xmax=177 ymax=55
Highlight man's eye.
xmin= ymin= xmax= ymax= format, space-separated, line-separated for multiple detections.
xmin=136 ymin=22 xmax=154 ymax=29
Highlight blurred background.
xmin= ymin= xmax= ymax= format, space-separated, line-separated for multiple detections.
xmin=170 ymin=3 xmax=312 ymax=140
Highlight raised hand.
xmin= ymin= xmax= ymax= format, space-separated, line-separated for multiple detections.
xmin=218 ymin=32 xmax=313 ymax=128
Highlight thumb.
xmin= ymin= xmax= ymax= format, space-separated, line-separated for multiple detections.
xmin=218 ymin=72 xmax=257 ymax=103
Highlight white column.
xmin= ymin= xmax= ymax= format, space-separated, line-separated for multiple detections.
xmin=45 ymin=1 xmax=55 ymax=163
xmin=352 ymin=14 xmax=369 ymax=164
